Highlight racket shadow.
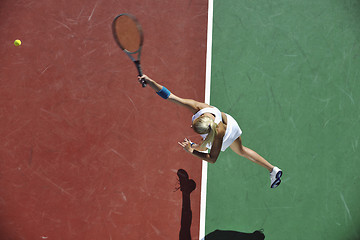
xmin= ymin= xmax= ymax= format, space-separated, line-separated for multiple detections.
xmin=203 ymin=229 xmax=265 ymax=240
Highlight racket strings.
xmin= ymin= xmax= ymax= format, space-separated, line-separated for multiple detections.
xmin=113 ymin=15 xmax=143 ymax=53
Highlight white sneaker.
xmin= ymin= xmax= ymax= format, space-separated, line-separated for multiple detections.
xmin=270 ymin=166 xmax=282 ymax=188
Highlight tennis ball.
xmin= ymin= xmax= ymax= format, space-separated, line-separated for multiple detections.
xmin=14 ymin=39 xmax=21 ymax=46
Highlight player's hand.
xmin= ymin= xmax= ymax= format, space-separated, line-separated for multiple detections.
xmin=178 ymin=138 xmax=194 ymax=154
xmin=138 ymin=75 xmax=151 ymax=84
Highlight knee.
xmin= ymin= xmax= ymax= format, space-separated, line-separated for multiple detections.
xmin=237 ymin=146 xmax=245 ymax=156
xmin=238 ymin=146 xmax=247 ymax=156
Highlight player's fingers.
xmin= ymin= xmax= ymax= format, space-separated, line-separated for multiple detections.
xmin=138 ymin=75 xmax=149 ymax=84
xmin=138 ymin=77 xmax=146 ymax=85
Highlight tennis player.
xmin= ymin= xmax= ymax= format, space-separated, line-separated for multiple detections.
xmin=139 ymin=75 xmax=283 ymax=188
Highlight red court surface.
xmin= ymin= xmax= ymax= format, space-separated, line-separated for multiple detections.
xmin=0 ymin=0 xmax=208 ymax=239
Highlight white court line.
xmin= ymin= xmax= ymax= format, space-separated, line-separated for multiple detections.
xmin=199 ymin=0 xmax=213 ymax=239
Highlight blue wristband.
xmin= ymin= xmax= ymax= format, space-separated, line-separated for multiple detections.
xmin=156 ymin=87 xmax=171 ymax=99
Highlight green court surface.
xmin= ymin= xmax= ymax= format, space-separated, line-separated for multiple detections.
xmin=205 ymin=0 xmax=360 ymax=239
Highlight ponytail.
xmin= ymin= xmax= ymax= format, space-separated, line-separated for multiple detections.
xmin=192 ymin=116 xmax=218 ymax=149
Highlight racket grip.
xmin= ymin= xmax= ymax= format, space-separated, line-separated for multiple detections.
xmin=134 ymin=60 xmax=146 ymax=87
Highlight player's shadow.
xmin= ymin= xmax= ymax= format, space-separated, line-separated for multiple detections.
xmin=176 ymin=169 xmax=266 ymax=240
xmin=176 ymin=169 xmax=196 ymax=240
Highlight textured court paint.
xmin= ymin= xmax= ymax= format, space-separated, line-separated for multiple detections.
xmin=0 ymin=0 xmax=208 ymax=239
xmin=206 ymin=0 xmax=360 ymax=239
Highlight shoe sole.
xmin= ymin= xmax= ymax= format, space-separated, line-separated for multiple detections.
xmin=271 ymin=170 xmax=283 ymax=188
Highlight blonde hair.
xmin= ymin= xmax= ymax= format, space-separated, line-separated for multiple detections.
xmin=192 ymin=116 xmax=218 ymax=149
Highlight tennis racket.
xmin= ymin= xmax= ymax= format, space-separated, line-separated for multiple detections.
xmin=112 ymin=13 xmax=146 ymax=87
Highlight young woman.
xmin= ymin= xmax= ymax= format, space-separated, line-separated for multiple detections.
xmin=139 ymin=75 xmax=283 ymax=188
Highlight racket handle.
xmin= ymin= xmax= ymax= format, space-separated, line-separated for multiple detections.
xmin=134 ymin=60 xmax=146 ymax=87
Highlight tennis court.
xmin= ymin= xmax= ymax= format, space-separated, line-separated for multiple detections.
xmin=1 ymin=0 xmax=359 ymax=239
xmin=0 ymin=0 xmax=206 ymax=239
xmin=205 ymin=0 xmax=360 ymax=239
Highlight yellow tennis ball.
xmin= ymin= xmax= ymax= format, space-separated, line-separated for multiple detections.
xmin=14 ymin=39 xmax=21 ymax=46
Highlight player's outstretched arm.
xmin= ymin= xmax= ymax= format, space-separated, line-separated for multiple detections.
xmin=139 ymin=75 xmax=209 ymax=114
